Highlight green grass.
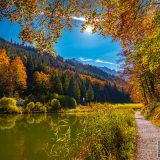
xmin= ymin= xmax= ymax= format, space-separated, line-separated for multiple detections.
xmin=60 ymin=107 xmax=138 ymax=160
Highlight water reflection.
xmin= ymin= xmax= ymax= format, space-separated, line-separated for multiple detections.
xmin=0 ymin=114 xmax=83 ymax=160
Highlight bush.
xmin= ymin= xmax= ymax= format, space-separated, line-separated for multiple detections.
xmin=25 ymin=102 xmax=47 ymax=113
xmin=35 ymin=102 xmax=43 ymax=110
xmin=50 ymin=99 xmax=61 ymax=111
xmin=57 ymin=95 xmax=77 ymax=109
xmin=25 ymin=102 xmax=35 ymax=113
xmin=142 ymin=102 xmax=160 ymax=118
xmin=0 ymin=97 xmax=20 ymax=113
xmin=39 ymin=105 xmax=47 ymax=113
xmin=142 ymin=102 xmax=160 ymax=127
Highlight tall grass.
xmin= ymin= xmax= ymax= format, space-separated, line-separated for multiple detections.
xmin=74 ymin=108 xmax=137 ymax=160
xmin=45 ymin=107 xmax=137 ymax=160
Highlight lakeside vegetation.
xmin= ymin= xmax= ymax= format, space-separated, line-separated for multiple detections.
xmin=76 ymin=108 xmax=137 ymax=160
xmin=0 ymin=104 xmax=138 ymax=160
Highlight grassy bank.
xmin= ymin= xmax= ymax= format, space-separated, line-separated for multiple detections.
xmin=0 ymin=100 xmax=138 ymax=159
xmin=142 ymin=102 xmax=160 ymax=127
xmin=56 ymin=107 xmax=138 ymax=160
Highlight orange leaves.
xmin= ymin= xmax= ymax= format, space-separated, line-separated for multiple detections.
xmin=0 ymin=49 xmax=9 ymax=71
xmin=79 ymin=74 xmax=105 ymax=85
xmin=10 ymin=56 xmax=27 ymax=90
xmin=34 ymin=71 xmax=51 ymax=89
xmin=0 ymin=49 xmax=27 ymax=95
xmin=1 ymin=0 xmax=158 ymax=54
xmin=0 ymin=49 xmax=9 ymax=87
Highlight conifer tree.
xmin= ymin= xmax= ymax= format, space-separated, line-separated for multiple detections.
xmin=61 ymin=74 xmax=70 ymax=95
xmin=68 ymin=78 xmax=81 ymax=102
xmin=80 ymin=80 xmax=86 ymax=101
xmin=86 ymin=84 xmax=94 ymax=103
xmin=53 ymin=74 xmax=63 ymax=95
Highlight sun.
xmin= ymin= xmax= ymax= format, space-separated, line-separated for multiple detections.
xmin=85 ymin=25 xmax=93 ymax=33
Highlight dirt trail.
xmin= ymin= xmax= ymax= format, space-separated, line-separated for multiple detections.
xmin=135 ymin=112 xmax=160 ymax=160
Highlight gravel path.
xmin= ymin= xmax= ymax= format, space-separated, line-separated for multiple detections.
xmin=135 ymin=112 xmax=160 ymax=160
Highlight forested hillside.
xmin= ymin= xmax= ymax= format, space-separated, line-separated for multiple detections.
xmin=0 ymin=38 xmax=131 ymax=104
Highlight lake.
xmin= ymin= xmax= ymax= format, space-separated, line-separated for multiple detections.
xmin=0 ymin=114 xmax=84 ymax=160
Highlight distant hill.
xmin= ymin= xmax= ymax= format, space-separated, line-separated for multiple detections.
xmin=99 ymin=67 xmax=118 ymax=76
xmin=0 ymin=38 xmax=115 ymax=82
xmin=0 ymin=37 xmax=131 ymax=103
xmin=66 ymin=58 xmax=116 ymax=82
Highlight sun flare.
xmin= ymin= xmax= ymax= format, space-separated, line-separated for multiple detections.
xmin=85 ymin=25 xmax=93 ymax=33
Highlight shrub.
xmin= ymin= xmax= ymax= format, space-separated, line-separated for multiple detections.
xmin=0 ymin=97 xmax=20 ymax=113
xmin=25 ymin=102 xmax=35 ymax=113
xmin=39 ymin=105 xmax=47 ymax=113
xmin=50 ymin=99 xmax=61 ymax=111
xmin=57 ymin=95 xmax=77 ymax=109
xmin=142 ymin=102 xmax=160 ymax=127
xmin=142 ymin=102 xmax=160 ymax=118
xmin=148 ymin=102 xmax=160 ymax=114
xmin=35 ymin=102 xmax=43 ymax=110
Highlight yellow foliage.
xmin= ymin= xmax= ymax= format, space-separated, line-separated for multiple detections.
xmin=34 ymin=71 xmax=51 ymax=89
xmin=10 ymin=56 xmax=27 ymax=90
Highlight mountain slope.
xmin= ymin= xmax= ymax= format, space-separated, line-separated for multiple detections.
xmin=99 ymin=66 xmax=118 ymax=76
xmin=0 ymin=38 xmax=115 ymax=82
xmin=0 ymin=37 xmax=131 ymax=103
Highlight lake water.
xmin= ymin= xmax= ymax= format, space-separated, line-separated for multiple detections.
xmin=0 ymin=114 xmax=84 ymax=160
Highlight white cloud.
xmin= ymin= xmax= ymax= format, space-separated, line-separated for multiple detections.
xmin=71 ymin=16 xmax=86 ymax=22
xmin=72 ymin=16 xmax=101 ymax=22
xmin=79 ymin=57 xmax=93 ymax=62
xmin=95 ymin=59 xmax=115 ymax=65
xmin=79 ymin=57 xmax=115 ymax=65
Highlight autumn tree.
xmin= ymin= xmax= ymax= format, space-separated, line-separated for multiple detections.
xmin=122 ymin=8 xmax=160 ymax=104
xmin=0 ymin=0 xmax=157 ymax=55
xmin=34 ymin=71 xmax=51 ymax=94
xmin=7 ymin=56 xmax=27 ymax=95
xmin=0 ymin=49 xmax=9 ymax=96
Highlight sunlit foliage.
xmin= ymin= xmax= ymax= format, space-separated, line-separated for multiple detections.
xmin=0 ymin=49 xmax=27 ymax=96
xmin=0 ymin=0 xmax=157 ymax=54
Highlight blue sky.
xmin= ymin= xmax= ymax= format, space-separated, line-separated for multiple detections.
xmin=0 ymin=18 xmax=122 ymax=70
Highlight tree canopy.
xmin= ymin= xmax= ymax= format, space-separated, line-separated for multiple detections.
xmin=0 ymin=0 xmax=158 ymax=54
